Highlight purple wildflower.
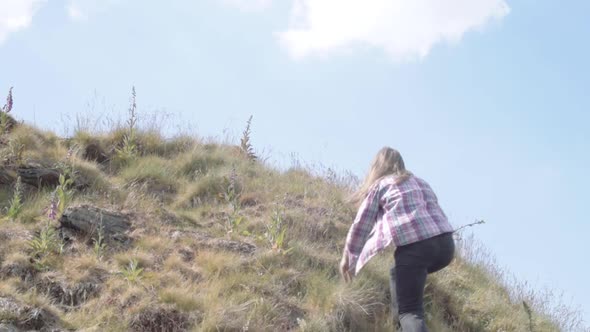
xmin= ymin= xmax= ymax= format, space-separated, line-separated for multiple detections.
xmin=229 ymin=167 xmax=237 ymax=192
xmin=47 ymin=192 xmax=58 ymax=221
xmin=3 ymin=87 xmax=13 ymax=114
xmin=66 ymin=146 xmax=74 ymax=160
xmin=128 ymin=86 xmax=137 ymax=130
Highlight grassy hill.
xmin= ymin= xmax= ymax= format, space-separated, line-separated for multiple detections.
xmin=0 ymin=96 xmax=585 ymax=331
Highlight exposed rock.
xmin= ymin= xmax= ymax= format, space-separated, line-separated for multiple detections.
xmin=156 ymin=209 xmax=187 ymax=226
xmin=177 ymin=266 xmax=202 ymax=283
xmin=37 ymin=272 xmax=104 ymax=308
xmin=2 ymin=165 xmax=88 ymax=190
xmin=0 ymin=227 xmax=31 ymax=243
xmin=0 ymin=261 xmax=36 ymax=283
xmin=0 ymin=296 xmax=60 ymax=331
xmin=16 ymin=167 xmax=61 ymax=188
xmin=177 ymin=247 xmax=195 ymax=262
xmin=82 ymin=143 xmax=108 ymax=164
xmin=0 ymin=323 xmax=19 ymax=332
xmin=210 ymin=238 xmax=257 ymax=255
xmin=239 ymin=193 xmax=259 ymax=207
xmin=124 ymin=182 xmax=177 ymax=204
xmin=130 ymin=306 xmax=197 ymax=332
xmin=170 ymin=230 xmax=256 ymax=255
xmin=0 ymin=168 xmax=15 ymax=185
xmin=59 ymin=205 xmax=132 ymax=244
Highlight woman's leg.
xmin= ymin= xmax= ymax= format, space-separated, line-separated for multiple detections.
xmin=395 ymin=263 xmax=428 ymax=332
xmin=393 ymin=233 xmax=455 ymax=331
xmin=389 ymin=267 xmax=399 ymax=324
xmin=394 ymin=239 xmax=431 ymax=332
xmin=427 ymin=233 xmax=455 ymax=274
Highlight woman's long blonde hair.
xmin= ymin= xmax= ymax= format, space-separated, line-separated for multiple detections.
xmin=349 ymin=147 xmax=411 ymax=208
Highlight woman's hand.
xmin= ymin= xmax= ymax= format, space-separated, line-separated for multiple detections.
xmin=340 ymin=253 xmax=352 ymax=283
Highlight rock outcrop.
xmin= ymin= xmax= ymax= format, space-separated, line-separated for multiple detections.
xmin=59 ymin=205 xmax=132 ymax=244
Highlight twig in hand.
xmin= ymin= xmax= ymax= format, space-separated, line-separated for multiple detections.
xmin=454 ymin=219 xmax=485 ymax=233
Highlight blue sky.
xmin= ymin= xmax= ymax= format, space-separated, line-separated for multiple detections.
xmin=1 ymin=0 xmax=589 ymax=325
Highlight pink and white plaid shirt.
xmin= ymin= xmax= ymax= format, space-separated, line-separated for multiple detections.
xmin=344 ymin=174 xmax=454 ymax=276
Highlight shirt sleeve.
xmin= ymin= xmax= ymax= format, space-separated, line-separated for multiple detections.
xmin=344 ymin=184 xmax=383 ymax=274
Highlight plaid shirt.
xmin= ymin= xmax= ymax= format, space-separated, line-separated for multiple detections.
xmin=344 ymin=174 xmax=454 ymax=275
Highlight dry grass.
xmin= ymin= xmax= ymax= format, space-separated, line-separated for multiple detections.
xmin=0 ymin=119 xmax=584 ymax=332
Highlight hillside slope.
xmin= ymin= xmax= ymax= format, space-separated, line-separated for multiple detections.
xmin=0 ymin=116 xmax=583 ymax=331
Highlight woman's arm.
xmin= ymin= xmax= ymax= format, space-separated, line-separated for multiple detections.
xmin=342 ymin=184 xmax=383 ymax=278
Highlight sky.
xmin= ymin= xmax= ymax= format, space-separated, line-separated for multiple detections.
xmin=1 ymin=0 xmax=589 ymax=326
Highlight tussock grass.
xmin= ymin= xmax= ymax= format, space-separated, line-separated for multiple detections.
xmin=15 ymin=189 xmax=52 ymax=224
xmin=6 ymin=124 xmax=59 ymax=154
xmin=70 ymin=157 xmax=112 ymax=192
xmin=118 ymin=155 xmax=178 ymax=193
xmin=159 ymin=287 xmax=202 ymax=312
xmin=174 ymin=174 xmax=227 ymax=209
xmin=71 ymin=129 xmax=97 ymax=147
xmin=195 ymin=250 xmax=245 ymax=278
xmin=7 ymin=125 xmax=45 ymax=152
xmin=136 ymin=235 xmax=174 ymax=252
xmin=174 ymin=148 xmax=228 ymax=178
xmin=134 ymin=130 xmax=196 ymax=158
xmin=114 ymin=251 xmax=154 ymax=270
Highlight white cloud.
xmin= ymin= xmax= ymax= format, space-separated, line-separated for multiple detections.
xmin=66 ymin=0 xmax=120 ymax=21
xmin=0 ymin=0 xmax=46 ymax=44
xmin=220 ymin=0 xmax=273 ymax=12
xmin=67 ymin=4 xmax=86 ymax=21
xmin=276 ymin=0 xmax=510 ymax=60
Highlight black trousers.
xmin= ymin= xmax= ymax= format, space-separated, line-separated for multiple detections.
xmin=389 ymin=232 xmax=455 ymax=332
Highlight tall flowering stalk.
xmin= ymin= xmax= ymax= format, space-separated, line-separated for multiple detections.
xmin=56 ymin=174 xmax=74 ymax=218
xmin=116 ymin=86 xmax=138 ymax=163
xmin=56 ymin=146 xmax=76 ymax=180
xmin=66 ymin=146 xmax=74 ymax=160
xmin=264 ymin=203 xmax=292 ymax=254
xmin=222 ymin=167 xmax=244 ymax=234
xmin=128 ymin=86 xmax=137 ymax=133
xmin=29 ymin=191 xmax=62 ymax=269
xmin=1 ymin=87 xmax=14 ymax=134
xmin=3 ymin=87 xmax=13 ymax=113
xmin=47 ymin=191 xmax=58 ymax=221
xmin=240 ymin=115 xmax=257 ymax=161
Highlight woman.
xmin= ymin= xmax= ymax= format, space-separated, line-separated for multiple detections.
xmin=340 ymin=147 xmax=455 ymax=332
